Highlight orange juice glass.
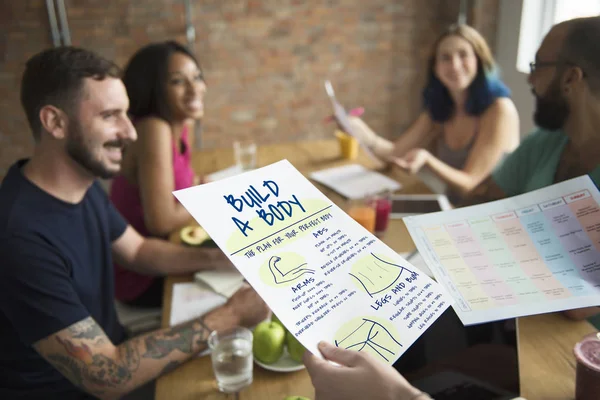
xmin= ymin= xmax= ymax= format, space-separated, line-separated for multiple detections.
xmin=346 ymin=199 xmax=376 ymax=233
xmin=335 ymin=130 xmax=359 ymax=160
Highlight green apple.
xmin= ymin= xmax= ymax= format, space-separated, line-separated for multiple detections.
xmin=271 ymin=313 xmax=285 ymax=330
xmin=285 ymin=331 xmax=306 ymax=363
xmin=253 ymin=321 xmax=286 ymax=364
xmin=283 ymin=397 xmax=310 ymax=400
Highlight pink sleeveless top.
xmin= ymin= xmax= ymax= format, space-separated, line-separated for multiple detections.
xmin=110 ymin=125 xmax=194 ymax=302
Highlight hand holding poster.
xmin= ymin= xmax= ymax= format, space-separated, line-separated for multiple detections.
xmin=174 ymin=160 xmax=452 ymax=365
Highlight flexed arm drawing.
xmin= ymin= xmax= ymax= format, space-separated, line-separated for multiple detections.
xmin=268 ymin=255 xmax=315 ymax=284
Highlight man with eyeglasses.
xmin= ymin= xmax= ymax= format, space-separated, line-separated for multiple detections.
xmin=261 ymin=16 xmax=600 ymax=400
xmin=464 ymin=16 xmax=600 ymax=323
xmin=300 ymin=16 xmax=600 ymax=400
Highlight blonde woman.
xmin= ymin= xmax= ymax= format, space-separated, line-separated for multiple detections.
xmin=343 ymin=24 xmax=519 ymax=203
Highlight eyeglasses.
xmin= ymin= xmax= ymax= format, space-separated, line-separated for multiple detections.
xmin=529 ymin=61 xmax=561 ymax=74
xmin=529 ymin=60 xmax=586 ymax=76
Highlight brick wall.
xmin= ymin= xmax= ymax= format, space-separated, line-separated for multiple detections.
xmin=0 ymin=0 xmax=500 ymax=178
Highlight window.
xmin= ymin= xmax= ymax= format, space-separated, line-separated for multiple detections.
xmin=554 ymin=1 xmax=600 ymax=22
xmin=516 ymin=0 xmax=600 ymax=74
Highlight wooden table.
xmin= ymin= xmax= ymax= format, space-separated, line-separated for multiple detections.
xmin=517 ymin=314 xmax=596 ymax=400
xmin=156 ymin=139 xmax=598 ymax=400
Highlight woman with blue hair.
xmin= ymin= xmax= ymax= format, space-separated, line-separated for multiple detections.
xmin=345 ymin=24 xmax=519 ymax=202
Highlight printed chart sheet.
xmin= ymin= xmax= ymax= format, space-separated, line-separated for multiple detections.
xmin=404 ymin=176 xmax=600 ymax=325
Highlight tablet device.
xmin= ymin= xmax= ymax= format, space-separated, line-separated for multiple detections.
xmin=396 ymin=310 xmax=520 ymax=400
xmin=390 ymin=194 xmax=451 ymax=218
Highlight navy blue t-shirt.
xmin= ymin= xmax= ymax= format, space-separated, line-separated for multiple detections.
xmin=0 ymin=160 xmax=128 ymax=399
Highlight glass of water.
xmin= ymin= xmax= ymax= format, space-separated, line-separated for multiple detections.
xmin=233 ymin=140 xmax=257 ymax=171
xmin=208 ymin=326 xmax=253 ymax=393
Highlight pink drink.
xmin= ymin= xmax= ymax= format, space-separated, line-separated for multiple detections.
xmin=573 ymin=332 xmax=600 ymax=400
xmin=375 ymin=197 xmax=392 ymax=234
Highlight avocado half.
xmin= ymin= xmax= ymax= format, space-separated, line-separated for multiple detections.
xmin=180 ymin=226 xmax=209 ymax=246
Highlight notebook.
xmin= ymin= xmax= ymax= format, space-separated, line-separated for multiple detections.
xmin=310 ymin=164 xmax=401 ymax=199
xmin=169 ymin=282 xmax=227 ymax=327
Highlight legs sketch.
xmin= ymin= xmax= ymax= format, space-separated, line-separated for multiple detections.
xmin=334 ymin=318 xmax=402 ymax=363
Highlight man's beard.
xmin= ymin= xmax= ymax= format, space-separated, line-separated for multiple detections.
xmin=66 ymin=119 xmax=125 ymax=180
xmin=533 ymin=79 xmax=570 ymax=131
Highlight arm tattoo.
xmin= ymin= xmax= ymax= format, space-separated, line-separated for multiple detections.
xmin=42 ymin=317 xmax=208 ymax=394
xmin=56 ymin=337 xmax=132 ymax=388
xmin=142 ymin=318 xmax=210 ymax=359
xmin=118 ymin=340 xmax=140 ymax=372
xmin=68 ymin=317 xmax=105 ymax=340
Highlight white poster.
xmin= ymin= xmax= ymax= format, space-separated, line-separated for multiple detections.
xmin=174 ymin=160 xmax=451 ymax=364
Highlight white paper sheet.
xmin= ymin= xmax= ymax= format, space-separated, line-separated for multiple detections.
xmin=324 ymin=80 xmax=380 ymax=163
xmin=194 ymin=270 xmax=245 ymax=298
xmin=310 ymin=164 xmax=402 ymax=199
xmin=404 ymin=176 xmax=600 ymax=325
xmin=174 ymin=160 xmax=451 ymax=365
xmin=169 ymin=282 xmax=227 ymax=327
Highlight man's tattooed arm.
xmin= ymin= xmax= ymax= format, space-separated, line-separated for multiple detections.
xmin=33 ymin=314 xmax=220 ymax=400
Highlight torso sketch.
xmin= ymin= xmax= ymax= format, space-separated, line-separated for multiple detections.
xmin=349 ymin=253 xmax=415 ymax=297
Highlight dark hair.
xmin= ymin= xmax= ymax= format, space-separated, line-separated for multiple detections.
xmin=20 ymin=46 xmax=121 ymax=141
xmin=123 ymin=41 xmax=202 ymax=121
xmin=422 ymin=24 xmax=511 ymax=122
xmin=559 ymin=16 xmax=600 ymax=94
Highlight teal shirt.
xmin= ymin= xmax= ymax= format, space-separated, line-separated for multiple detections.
xmin=590 ymin=314 xmax=600 ymax=330
xmin=493 ymin=128 xmax=600 ymax=328
xmin=493 ymin=128 xmax=600 ymax=195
